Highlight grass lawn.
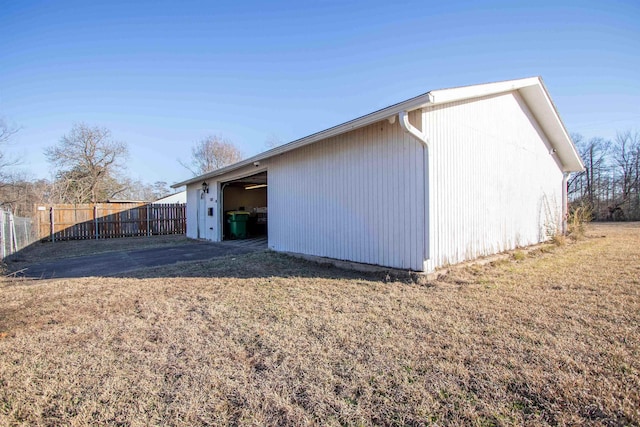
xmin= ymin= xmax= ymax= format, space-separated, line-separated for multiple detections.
xmin=0 ymin=223 xmax=638 ymax=426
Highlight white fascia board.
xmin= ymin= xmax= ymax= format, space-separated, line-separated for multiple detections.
xmin=172 ymin=76 xmax=584 ymax=188
xmin=518 ymin=80 xmax=585 ymax=172
xmin=427 ymin=77 xmax=541 ymax=106
xmin=535 ymin=78 xmax=585 ymax=172
xmin=172 ymin=92 xmax=435 ymax=188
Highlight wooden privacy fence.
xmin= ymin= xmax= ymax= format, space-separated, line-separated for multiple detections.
xmin=35 ymin=203 xmax=186 ymax=241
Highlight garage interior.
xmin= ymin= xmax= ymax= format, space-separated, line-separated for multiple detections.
xmin=221 ymin=171 xmax=267 ymax=240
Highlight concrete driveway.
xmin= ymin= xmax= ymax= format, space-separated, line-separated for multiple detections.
xmin=21 ymin=239 xmax=266 ymax=279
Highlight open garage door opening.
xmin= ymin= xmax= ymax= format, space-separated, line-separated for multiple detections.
xmin=220 ymin=171 xmax=267 ymax=241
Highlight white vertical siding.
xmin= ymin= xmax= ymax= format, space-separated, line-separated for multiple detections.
xmin=186 ymin=182 xmax=218 ymax=240
xmin=185 ymin=90 xmax=564 ymax=273
xmin=424 ymin=92 xmax=563 ymax=271
xmin=185 ymin=184 xmax=199 ymax=239
xmin=269 ymin=112 xmax=426 ymax=271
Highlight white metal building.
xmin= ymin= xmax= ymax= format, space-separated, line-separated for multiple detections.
xmin=173 ymin=77 xmax=584 ymax=272
xmin=152 ymin=190 xmax=186 ymax=205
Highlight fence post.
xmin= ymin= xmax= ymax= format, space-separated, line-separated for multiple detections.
xmin=0 ymin=210 xmax=5 ymax=258
xmin=146 ymin=204 xmax=151 ymax=237
xmin=8 ymin=211 xmax=17 ymax=255
xmin=24 ymin=219 xmax=28 ymax=246
xmin=94 ymin=205 xmax=99 ymax=239
xmin=50 ymin=206 xmax=55 ymax=243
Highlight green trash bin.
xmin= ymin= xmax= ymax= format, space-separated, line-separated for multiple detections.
xmin=226 ymin=211 xmax=250 ymax=239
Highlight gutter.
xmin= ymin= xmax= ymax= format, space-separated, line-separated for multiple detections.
xmin=172 ymin=92 xmax=435 ymax=189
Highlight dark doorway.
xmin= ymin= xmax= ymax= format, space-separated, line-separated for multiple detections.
xmin=220 ymin=171 xmax=267 ymax=240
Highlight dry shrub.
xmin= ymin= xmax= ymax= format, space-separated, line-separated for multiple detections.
xmin=0 ymin=223 xmax=639 ymax=426
xmin=567 ymin=203 xmax=593 ymax=239
xmin=551 ymin=234 xmax=566 ymax=246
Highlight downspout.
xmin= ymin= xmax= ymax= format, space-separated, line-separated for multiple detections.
xmin=399 ymin=111 xmax=428 ymax=146
xmin=562 ymin=172 xmax=570 ymax=234
xmin=398 ymin=111 xmax=432 ymax=268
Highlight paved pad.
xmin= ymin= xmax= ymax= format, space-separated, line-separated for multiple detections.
xmin=21 ymin=241 xmax=264 ymax=279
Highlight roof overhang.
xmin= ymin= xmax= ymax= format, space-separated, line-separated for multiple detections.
xmin=173 ymin=76 xmax=583 ymax=188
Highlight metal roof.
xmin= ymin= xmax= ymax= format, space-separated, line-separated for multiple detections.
xmin=173 ymin=76 xmax=584 ymax=188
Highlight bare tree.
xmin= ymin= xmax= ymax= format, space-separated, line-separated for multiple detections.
xmin=0 ymin=118 xmax=20 ymax=183
xmin=568 ymin=134 xmax=611 ymax=218
xmin=612 ymin=131 xmax=640 ymax=217
xmin=0 ymin=118 xmax=25 ymax=213
xmin=180 ymin=135 xmax=242 ymax=176
xmin=0 ymin=118 xmax=19 ymax=145
xmin=0 ymin=178 xmax=53 ymax=216
xmin=46 ymin=123 xmax=128 ymax=203
xmin=568 ymin=129 xmax=640 ymax=221
xmin=108 ymin=179 xmax=172 ymax=202
xmin=265 ymin=132 xmax=284 ymax=149
xmin=151 ymin=181 xmax=172 ymax=199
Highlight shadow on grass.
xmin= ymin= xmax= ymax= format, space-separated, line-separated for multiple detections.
xmin=5 ymin=240 xmax=256 ymax=280
xmin=6 ymin=244 xmax=396 ymax=283
xmin=114 ymin=250 xmax=395 ymax=283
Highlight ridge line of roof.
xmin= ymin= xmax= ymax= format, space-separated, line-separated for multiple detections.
xmin=173 ymin=76 xmax=579 ymax=188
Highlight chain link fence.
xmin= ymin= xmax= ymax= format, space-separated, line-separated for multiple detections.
xmin=1 ymin=210 xmax=37 ymax=259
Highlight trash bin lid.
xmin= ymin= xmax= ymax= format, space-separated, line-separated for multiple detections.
xmin=226 ymin=211 xmax=250 ymax=215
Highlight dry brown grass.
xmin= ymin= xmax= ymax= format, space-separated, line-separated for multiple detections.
xmin=1 ymin=223 xmax=638 ymax=426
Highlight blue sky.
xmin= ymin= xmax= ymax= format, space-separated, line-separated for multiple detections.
xmin=1 ymin=0 xmax=638 ymax=186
